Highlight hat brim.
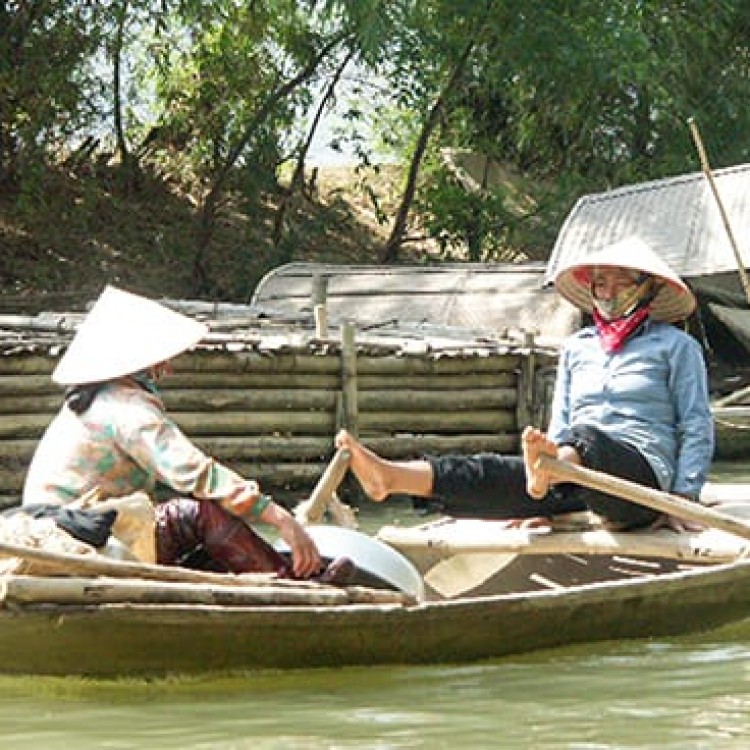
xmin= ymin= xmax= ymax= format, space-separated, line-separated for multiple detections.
xmin=53 ymin=286 xmax=208 ymax=385
xmin=553 ymin=237 xmax=696 ymax=322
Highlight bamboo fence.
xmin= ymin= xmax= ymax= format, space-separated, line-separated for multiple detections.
xmin=0 ymin=309 xmax=558 ymax=508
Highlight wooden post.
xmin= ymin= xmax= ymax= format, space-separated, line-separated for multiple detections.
xmin=516 ymin=330 xmax=536 ymax=431
xmin=311 ymin=274 xmax=329 ymax=338
xmin=341 ymin=321 xmax=359 ymax=437
xmin=314 ymin=304 xmax=328 ymax=339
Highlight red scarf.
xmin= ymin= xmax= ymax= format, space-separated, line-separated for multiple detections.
xmin=593 ymin=307 xmax=650 ymax=353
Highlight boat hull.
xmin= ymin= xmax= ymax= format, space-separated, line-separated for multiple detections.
xmin=4 ymin=559 xmax=750 ymax=677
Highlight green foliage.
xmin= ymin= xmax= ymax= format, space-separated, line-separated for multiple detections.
xmin=3 ymin=0 xmax=750 ymax=290
xmin=401 ymin=0 xmax=750 ymax=256
xmin=0 ymin=1 xmax=104 ymax=190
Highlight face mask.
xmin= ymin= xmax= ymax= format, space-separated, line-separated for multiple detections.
xmin=592 ymin=273 xmax=656 ymax=321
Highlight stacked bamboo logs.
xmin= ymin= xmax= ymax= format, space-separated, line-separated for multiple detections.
xmin=0 ymin=312 xmax=557 ymax=508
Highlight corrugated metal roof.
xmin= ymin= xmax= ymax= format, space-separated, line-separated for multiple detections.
xmin=546 ymin=163 xmax=750 ymax=285
xmin=251 ymin=262 xmax=580 ymax=347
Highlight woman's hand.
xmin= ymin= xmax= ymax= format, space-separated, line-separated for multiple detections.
xmin=261 ymin=504 xmax=322 ymax=578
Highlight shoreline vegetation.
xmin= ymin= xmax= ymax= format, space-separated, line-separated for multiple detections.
xmin=0 ymin=163 xmax=440 ymax=314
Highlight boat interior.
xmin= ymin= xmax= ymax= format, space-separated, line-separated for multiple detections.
xmin=377 ymin=491 xmax=750 ymax=601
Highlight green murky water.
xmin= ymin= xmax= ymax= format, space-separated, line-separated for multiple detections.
xmin=0 ymin=462 xmax=749 ymax=749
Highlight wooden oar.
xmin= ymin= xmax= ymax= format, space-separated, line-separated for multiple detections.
xmin=537 ymin=454 xmax=750 ymax=541
xmin=294 ymin=448 xmax=357 ymax=527
xmin=424 ymin=457 xmax=750 ymax=598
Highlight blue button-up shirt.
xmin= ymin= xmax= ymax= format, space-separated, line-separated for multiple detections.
xmin=547 ymin=320 xmax=714 ymax=498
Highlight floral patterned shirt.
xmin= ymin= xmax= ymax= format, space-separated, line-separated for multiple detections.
xmin=23 ymin=378 xmax=250 ymax=506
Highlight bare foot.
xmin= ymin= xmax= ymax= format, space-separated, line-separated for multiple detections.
xmin=522 ymin=426 xmax=558 ymax=500
xmin=335 ymin=429 xmax=391 ymax=501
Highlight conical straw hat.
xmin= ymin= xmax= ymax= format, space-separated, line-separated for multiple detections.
xmin=553 ymin=236 xmax=696 ymax=322
xmin=53 ymin=286 xmax=208 ymax=385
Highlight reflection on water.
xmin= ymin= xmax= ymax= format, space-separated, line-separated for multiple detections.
xmin=1 ymin=467 xmax=750 ymax=749
xmin=1 ymin=635 xmax=750 ymax=749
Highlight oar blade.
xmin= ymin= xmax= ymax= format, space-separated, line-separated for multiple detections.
xmin=424 ymin=553 xmax=516 ymax=598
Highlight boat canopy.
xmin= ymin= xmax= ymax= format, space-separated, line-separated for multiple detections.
xmin=252 ymin=262 xmax=580 ymax=348
xmin=546 ymin=163 xmax=750 ymax=284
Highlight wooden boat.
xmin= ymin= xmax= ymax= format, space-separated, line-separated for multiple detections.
xmin=2 ymin=476 xmax=750 ymax=678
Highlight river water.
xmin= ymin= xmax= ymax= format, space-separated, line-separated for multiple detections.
xmin=1 ymin=462 xmax=750 ymax=749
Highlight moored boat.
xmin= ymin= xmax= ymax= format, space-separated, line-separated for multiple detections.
xmin=2 ymin=484 xmax=750 ymax=677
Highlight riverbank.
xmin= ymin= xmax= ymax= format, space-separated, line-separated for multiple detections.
xmin=0 ymin=163 xmax=437 ymax=313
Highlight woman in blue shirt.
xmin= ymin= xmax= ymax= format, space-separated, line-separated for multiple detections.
xmin=335 ymin=237 xmax=714 ymax=530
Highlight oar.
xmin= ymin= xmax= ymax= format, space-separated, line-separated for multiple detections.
xmin=424 ymin=550 xmax=517 ymax=598
xmin=290 ymin=448 xmax=425 ymax=599
xmin=293 ymin=448 xmax=356 ymax=527
xmin=537 ymin=454 xmax=750 ymax=541
xmin=425 ymin=456 xmax=750 ymax=598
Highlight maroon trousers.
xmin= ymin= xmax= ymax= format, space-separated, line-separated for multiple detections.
xmin=154 ymin=497 xmax=292 ymax=576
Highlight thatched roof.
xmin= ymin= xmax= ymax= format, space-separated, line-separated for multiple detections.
xmin=546 ymin=163 xmax=750 ymax=285
xmin=251 ymin=262 xmax=580 ymax=348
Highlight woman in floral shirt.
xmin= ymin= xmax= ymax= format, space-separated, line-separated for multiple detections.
xmin=23 ymin=286 xmax=337 ymax=580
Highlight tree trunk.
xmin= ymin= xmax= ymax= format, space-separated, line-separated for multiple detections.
xmin=194 ymin=33 xmax=351 ymax=291
xmin=273 ymin=48 xmax=355 ymax=246
xmin=381 ymin=40 xmax=475 ymax=262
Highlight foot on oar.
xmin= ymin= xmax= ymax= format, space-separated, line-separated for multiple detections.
xmin=334 ymin=429 xmax=391 ymax=501
xmin=522 ymin=426 xmax=558 ymax=500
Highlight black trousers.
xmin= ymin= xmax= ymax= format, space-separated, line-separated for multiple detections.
xmin=427 ymin=424 xmax=660 ymax=529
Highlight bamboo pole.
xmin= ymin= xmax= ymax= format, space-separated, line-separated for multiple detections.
xmin=0 ymin=439 xmax=38 ymax=460
xmin=160 ymin=387 xmax=518 ymax=414
xmin=314 ymin=305 xmax=328 ymax=338
xmin=228 ymin=462 xmax=328 ymax=486
xmin=516 ymin=331 xmax=536 ymax=428
xmin=162 ymin=389 xmax=336 ymax=412
xmin=173 ymin=351 xmax=522 ymax=377
xmin=357 ymin=388 xmax=517 ymax=411
xmin=0 ymin=394 xmax=63 ymax=415
xmin=362 ymin=433 xmax=519 ymax=457
xmin=376 ymin=524 xmax=746 ymax=563
xmin=0 ymin=375 xmax=62 ymax=396
xmin=0 ymin=575 xmax=349 ymax=606
xmin=164 ymin=371 xmax=340 ymax=390
xmin=341 ymin=321 xmax=359 ymax=436
xmin=0 ymin=575 xmax=413 ymax=606
xmin=170 ymin=411 xmax=337 ymax=436
xmin=353 ymin=354 xmax=522 ymax=375
xmin=357 ymin=410 xmax=516 ymax=433
xmin=311 ymin=273 xmax=329 ymax=338
xmin=0 ymin=539 xmax=322 ymax=588
xmin=357 ymin=371 xmax=519 ymax=390
xmin=0 ymin=414 xmax=50 ymax=439
xmin=191 ymin=436 xmax=332 ymax=460
xmin=688 ymin=117 xmax=750 ymax=306
xmin=164 ymin=371 xmax=519 ymax=392
xmin=0 ymin=355 xmax=57 ymax=375
xmin=173 ymin=352 xmax=342 ymax=375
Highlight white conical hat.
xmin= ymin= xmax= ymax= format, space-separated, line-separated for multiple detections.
xmin=53 ymin=286 xmax=208 ymax=385
xmin=553 ymin=236 xmax=696 ymax=322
